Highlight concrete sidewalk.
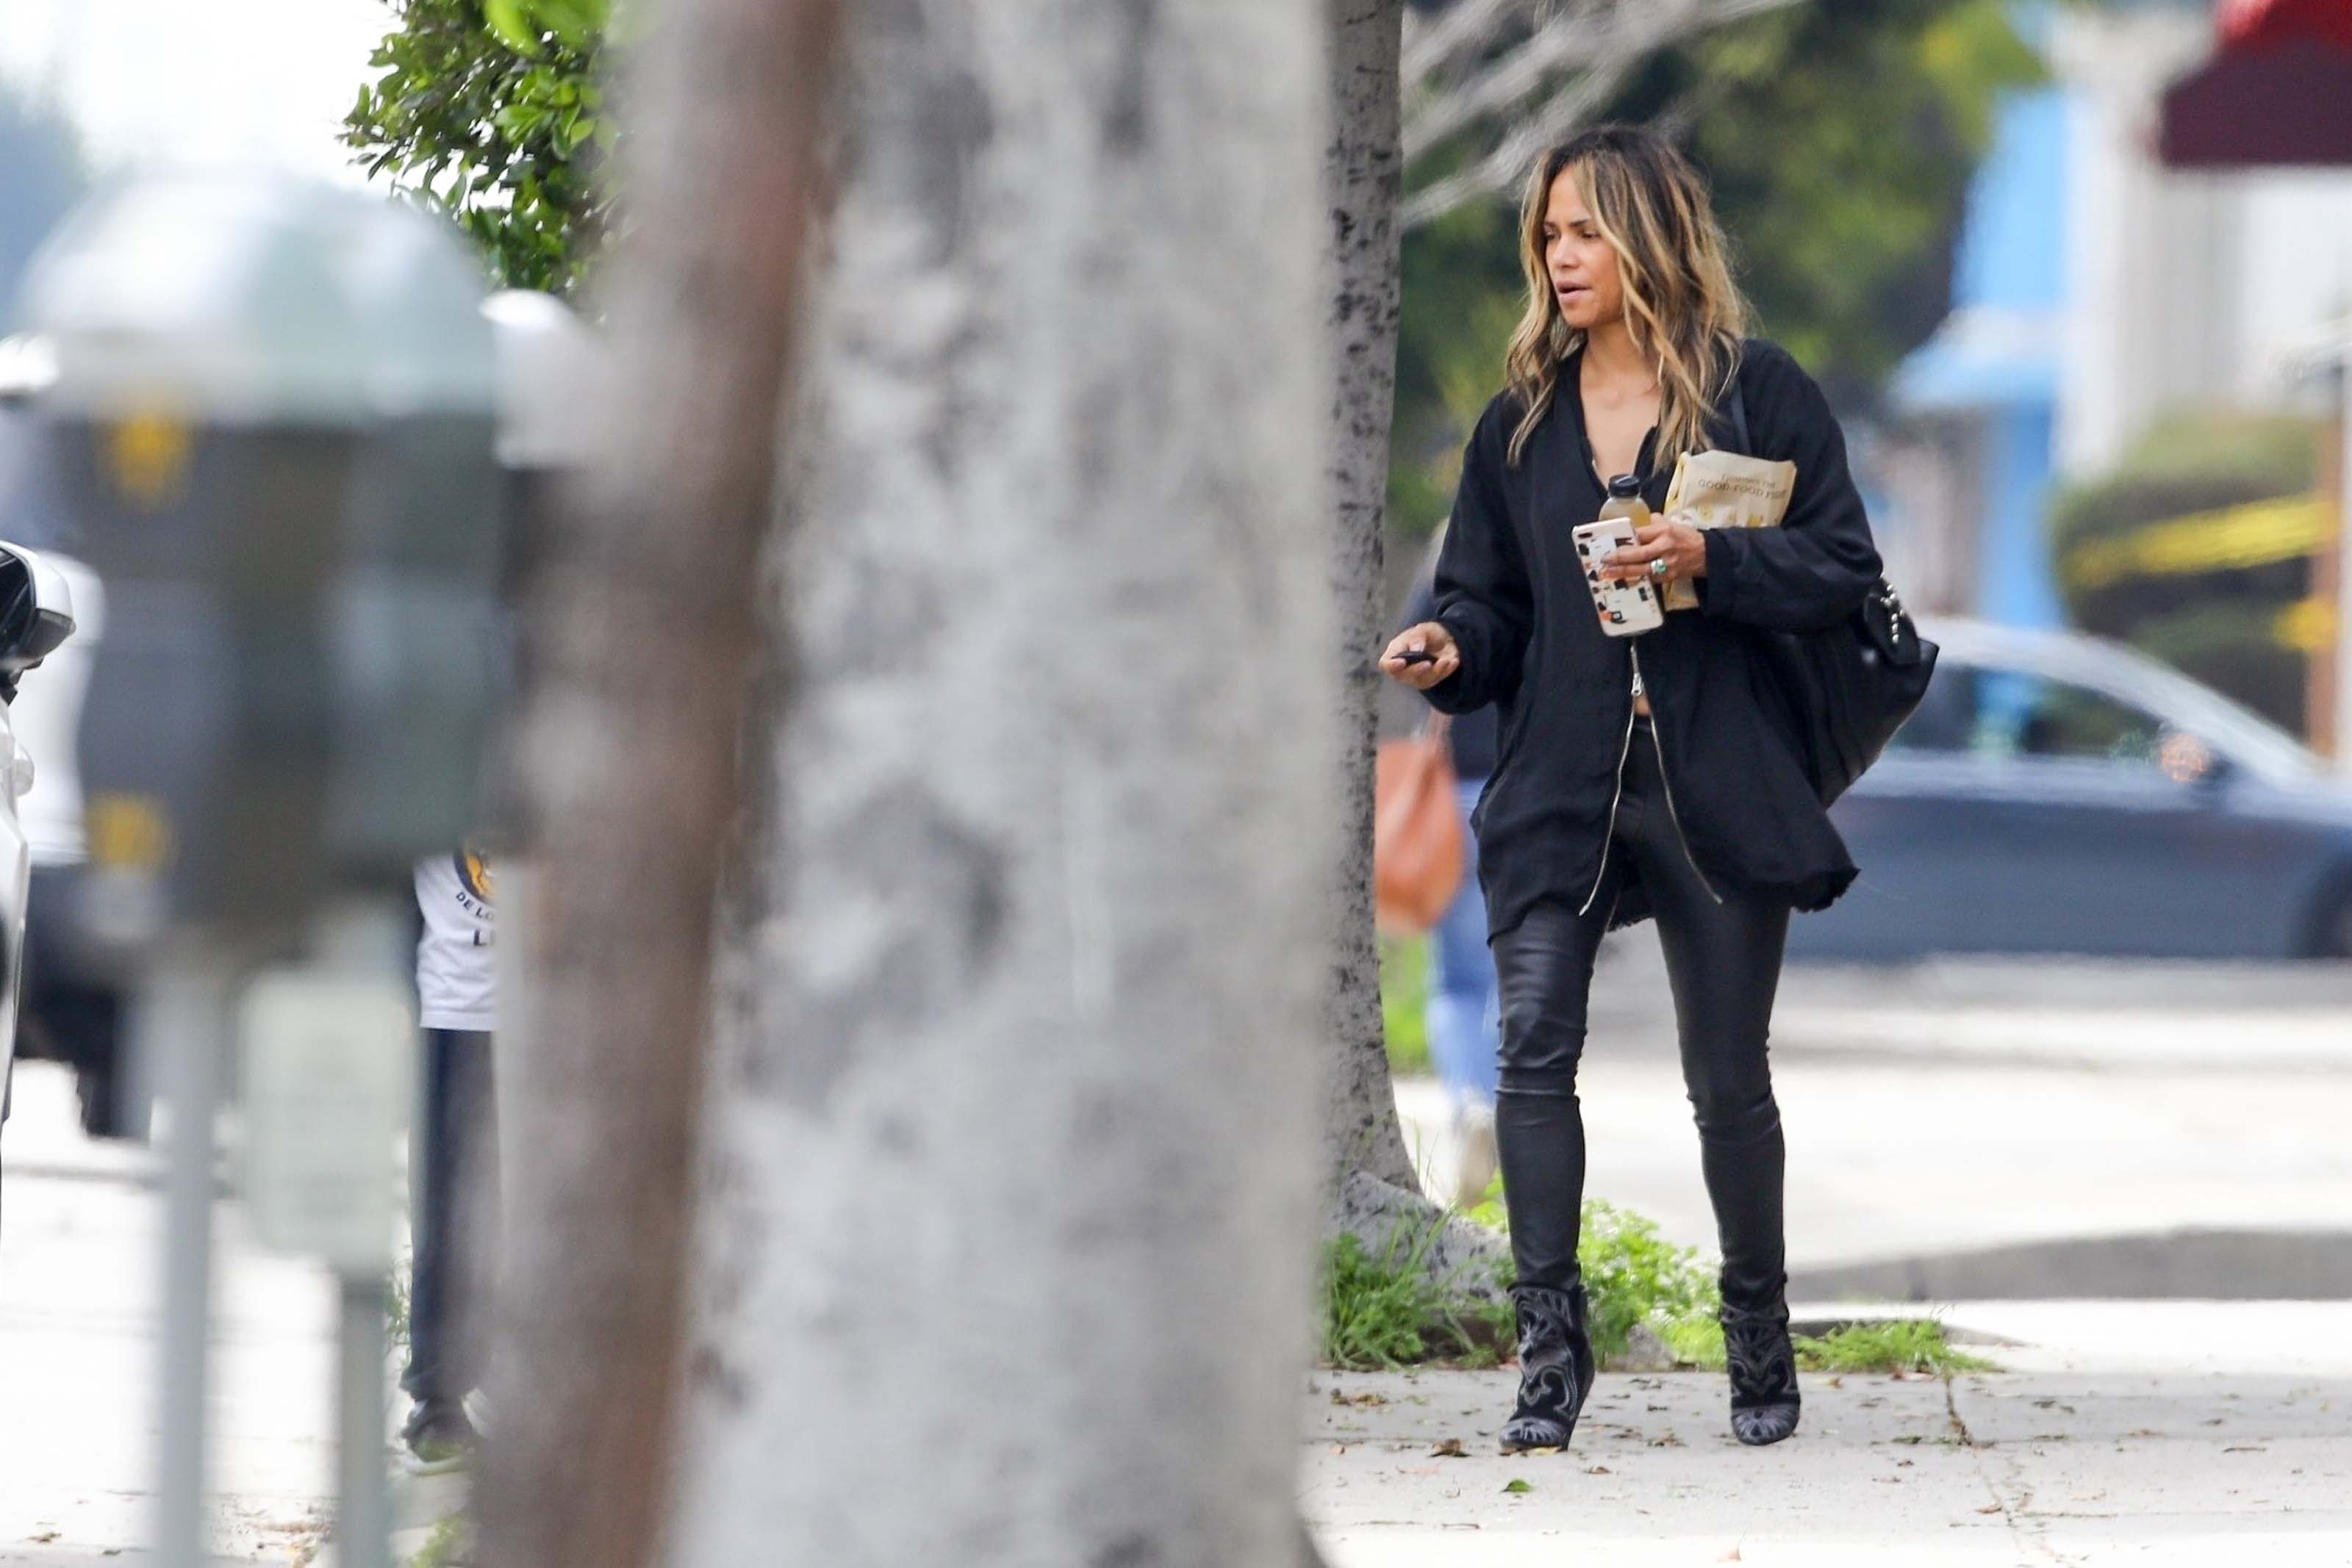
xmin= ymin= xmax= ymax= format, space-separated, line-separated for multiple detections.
xmin=1401 ymin=945 xmax=2352 ymax=1299
xmin=1305 ymin=1301 xmax=2352 ymax=1567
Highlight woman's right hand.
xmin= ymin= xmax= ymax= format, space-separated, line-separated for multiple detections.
xmin=1380 ymin=622 xmax=1460 ymax=691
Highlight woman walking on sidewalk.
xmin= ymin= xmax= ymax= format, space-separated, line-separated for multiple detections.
xmin=1380 ymin=124 xmax=1881 ymax=1452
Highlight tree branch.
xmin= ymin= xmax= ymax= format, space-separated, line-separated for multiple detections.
xmin=1399 ymin=0 xmax=1805 ymax=230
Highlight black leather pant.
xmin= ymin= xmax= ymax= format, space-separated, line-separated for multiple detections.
xmin=1490 ymin=718 xmax=1792 ymax=1310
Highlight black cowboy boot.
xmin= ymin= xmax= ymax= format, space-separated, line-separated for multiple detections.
xmin=1499 ymin=1282 xmax=1598 ymax=1453
xmin=1721 ymin=1296 xmax=1801 ymax=1446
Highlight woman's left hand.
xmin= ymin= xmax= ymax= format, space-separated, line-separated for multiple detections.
xmin=1601 ymin=517 xmax=1708 ymax=584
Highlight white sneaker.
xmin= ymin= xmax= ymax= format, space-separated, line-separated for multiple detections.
xmin=461 ymin=1387 xmax=495 ymax=1441
xmin=1451 ymin=1103 xmax=1499 ymax=1211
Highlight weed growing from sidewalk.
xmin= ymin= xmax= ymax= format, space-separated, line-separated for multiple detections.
xmin=1322 ymin=1215 xmax=1512 ymax=1370
xmin=1799 ymin=1317 xmax=1994 ymax=1375
xmin=1661 ymin=1314 xmax=1993 ymax=1375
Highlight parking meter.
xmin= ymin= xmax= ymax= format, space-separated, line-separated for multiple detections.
xmin=4 ymin=173 xmax=503 ymax=1568
xmin=7 ymin=173 xmax=501 ymax=962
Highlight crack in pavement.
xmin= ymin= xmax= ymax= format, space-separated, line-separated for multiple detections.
xmin=1946 ymin=1377 xmax=2082 ymax=1568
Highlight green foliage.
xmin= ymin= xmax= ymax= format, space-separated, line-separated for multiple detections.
xmin=2050 ymin=411 xmax=2323 ymax=736
xmin=1662 ymin=1314 xmax=1995 ymax=1375
xmin=343 ymin=0 xmax=612 ymax=293
xmin=1380 ymin=934 xmax=1433 ymax=1077
xmin=2051 ymin=412 xmax=2320 ymax=561
xmin=1575 ymin=1200 xmax=1719 ymax=1365
xmin=1320 ymin=1218 xmax=1513 ymax=1370
xmin=1666 ymin=0 xmax=2045 ymax=400
xmin=1388 ymin=0 xmax=2043 ymax=544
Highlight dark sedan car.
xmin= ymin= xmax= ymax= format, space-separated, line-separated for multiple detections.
xmin=1790 ymin=619 xmax=2352 ymax=962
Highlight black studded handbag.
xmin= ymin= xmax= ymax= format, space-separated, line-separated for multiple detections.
xmin=1727 ymin=383 xmax=1938 ymax=805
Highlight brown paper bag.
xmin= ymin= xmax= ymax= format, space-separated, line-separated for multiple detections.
xmin=1661 ymin=449 xmax=1796 ymax=611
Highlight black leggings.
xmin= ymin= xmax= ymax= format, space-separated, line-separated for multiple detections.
xmin=1490 ymin=718 xmax=1792 ymax=1310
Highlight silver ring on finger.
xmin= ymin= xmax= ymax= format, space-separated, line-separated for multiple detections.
xmin=1649 ymin=556 xmax=1670 ymax=579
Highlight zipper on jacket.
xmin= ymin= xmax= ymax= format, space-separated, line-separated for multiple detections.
xmin=1629 ymin=644 xmax=1725 ymax=907
xmin=1577 ymin=666 xmax=1641 ymax=918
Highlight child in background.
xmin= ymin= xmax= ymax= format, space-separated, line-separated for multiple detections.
xmin=400 ymin=847 xmax=498 ymax=1472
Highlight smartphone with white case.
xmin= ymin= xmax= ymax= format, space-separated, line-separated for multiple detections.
xmin=1571 ymin=517 xmax=1665 ymax=637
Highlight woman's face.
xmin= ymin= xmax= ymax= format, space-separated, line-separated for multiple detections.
xmin=1541 ymin=168 xmax=1624 ymax=334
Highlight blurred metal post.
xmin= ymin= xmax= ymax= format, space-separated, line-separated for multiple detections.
xmin=334 ymin=1277 xmax=391 ymax=1568
xmin=146 ymin=952 xmax=230 ymax=1567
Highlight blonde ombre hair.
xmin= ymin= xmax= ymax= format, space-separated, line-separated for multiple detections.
xmin=1503 ymin=126 xmax=1749 ymax=467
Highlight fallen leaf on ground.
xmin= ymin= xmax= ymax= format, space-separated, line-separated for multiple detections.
xmin=1976 ymin=1504 xmax=2003 ymax=1515
xmin=29 ymin=1531 xmax=59 ymax=1544
xmin=1587 ymin=1465 xmax=1613 ymax=1475
xmin=1503 ymin=1478 xmax=1533 ymax=1494
xmin=2225 ymin=1446 xmax=2268 ymax=1453
xmin=1430 ymin=1439 xmax=1468 ymax=1458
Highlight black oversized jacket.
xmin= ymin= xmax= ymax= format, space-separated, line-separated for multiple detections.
xmin=1425 ymin=339 xmax=1882 ymax=941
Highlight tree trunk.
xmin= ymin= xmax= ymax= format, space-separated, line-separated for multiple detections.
xmin=666 ymin=4 xmax=1335 ymax=1565
xmin=1319 ymin=0 xmax=1421 ymax=1200
xmin=477 ymin=4 xmax=842 ymax=1567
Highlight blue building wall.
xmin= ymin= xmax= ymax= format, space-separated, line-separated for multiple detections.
xmin=1893 ymin=84 xmax=2070 ymax=628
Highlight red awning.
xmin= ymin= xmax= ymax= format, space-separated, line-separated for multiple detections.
xmin=2160 ymin=0 xmax=2352 ymax=169
xmin=2220 ymin=0 xmax=2352 ymax=50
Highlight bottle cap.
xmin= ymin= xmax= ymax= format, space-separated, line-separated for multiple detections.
xmin=1607 ymin=473 xmax=1641 ymax=498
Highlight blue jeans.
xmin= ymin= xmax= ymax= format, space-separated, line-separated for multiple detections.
xmin=1426 ymin=777 xmax=1500 ymax=1110
xmin=401 ymin=1028 xmax=497 ymax=1436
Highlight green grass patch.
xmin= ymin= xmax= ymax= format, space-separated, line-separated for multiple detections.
xmin=1799 ymin=1317 xmax=1994 ymax=1375
xmin=1380 ymin=935 xmax=1432 ymax=1077
xmin=1660 ymin=1314 xmax=1993 ymax=1375
xmin=1321 ymin=1213 xmax=1512 ymax=1370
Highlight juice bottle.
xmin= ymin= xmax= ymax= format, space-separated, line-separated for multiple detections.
xmin=1599 ymin=472 xmax=1650 ymax=530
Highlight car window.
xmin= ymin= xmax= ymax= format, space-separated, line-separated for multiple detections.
xmin=1970 ymin=669 xmax=2234 ymax=783
xmin=1887 ymin=663 xmax=1978 ymax=753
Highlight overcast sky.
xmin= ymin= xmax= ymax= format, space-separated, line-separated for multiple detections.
xmin=0 ymin=0 xmax=392 ymax=182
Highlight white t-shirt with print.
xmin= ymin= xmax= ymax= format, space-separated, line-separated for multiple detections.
xmin=415 ymin=850 xmax=496 ymax=1032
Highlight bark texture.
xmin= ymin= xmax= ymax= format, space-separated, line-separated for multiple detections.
xmin=1320 ymin=0 xmax=1420 ymax=1196
xmin=667 ymin=4 xmax=1335 ymax=1565
xmin=477 ymin=4 xmax=841 ymax=1567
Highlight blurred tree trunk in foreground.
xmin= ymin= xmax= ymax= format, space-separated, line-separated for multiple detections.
xmin=478 ymin=2 xmax=841 ymax=1566
xmin=664 ymin=4 xmax=1335 ymax=1566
